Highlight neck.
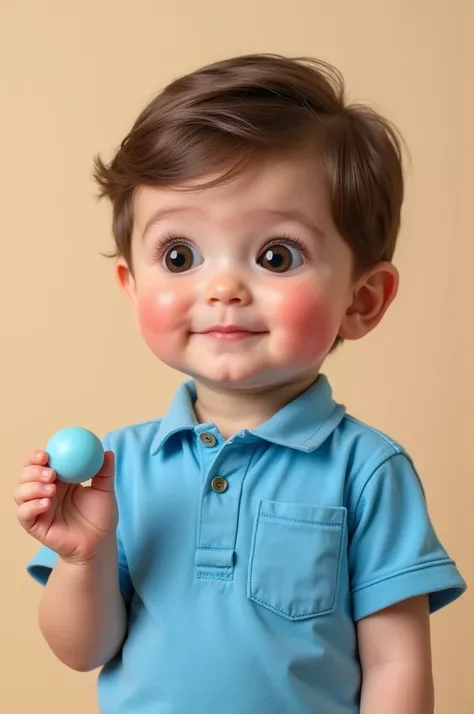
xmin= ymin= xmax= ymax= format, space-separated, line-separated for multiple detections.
xmin=193 ymin=371 xmax=320 ymax=440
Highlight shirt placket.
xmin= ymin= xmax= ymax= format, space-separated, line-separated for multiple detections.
xmin=195 ymin=427 xmax=250 ymax=582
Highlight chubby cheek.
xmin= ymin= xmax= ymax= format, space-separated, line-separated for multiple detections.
xmin=135 ymin=287 xmax=190 ymax=361
xmin=269 ymin=281 xmax=339 ymax=362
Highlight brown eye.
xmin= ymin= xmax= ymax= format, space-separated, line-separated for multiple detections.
xmin=164 ymin=243 xmax=202 ymax=273
xmin=257 ymin=244 xmax=302 ymax=273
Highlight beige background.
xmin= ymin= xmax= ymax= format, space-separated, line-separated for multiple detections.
xmin=1 ymin=1 xmax=472 ymax=712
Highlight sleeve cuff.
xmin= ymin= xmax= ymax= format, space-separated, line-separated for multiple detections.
xmin=352 ymin=559 xmax=467 ymax=621
xmin=26 ymin=546 xmax=58 ymax=586
xmin=26 ymin=546 xmax=134 ymax=603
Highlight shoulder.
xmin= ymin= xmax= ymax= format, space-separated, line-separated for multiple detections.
xmin=339 ymin=412 xmax=409 ymax=464
xmin=334 ymin=412 xmax=422 ymax=510
xmin=101 ymin=419 xmax=166 ymax=502
xmin=102 ymin=418 xmax=163 ymax=456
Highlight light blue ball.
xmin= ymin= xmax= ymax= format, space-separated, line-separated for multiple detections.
xmin=46 ymin=427 xmax=104 ymax=484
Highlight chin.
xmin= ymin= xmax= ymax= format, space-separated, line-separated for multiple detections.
xmin=200 ymin=369 xmax=261 ymax=389
xmin=174 ymin=360 xmax=265 ymax=389
xmin=187 ymin=361 xmax=316 ymax=392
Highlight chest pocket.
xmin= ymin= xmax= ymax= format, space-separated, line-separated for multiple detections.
xmin=248 ymin=500 xmax=346 ymax=620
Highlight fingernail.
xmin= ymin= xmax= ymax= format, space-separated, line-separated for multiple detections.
xmin=39 ymin=498 xmax=49 ymax=505
xmin=36 ymin=451 xmax=44 ymax=460
xmin=41 ymin=468 xmax=51 ymax=479
xmin=44 ymin=484 xmax=54 ymax=493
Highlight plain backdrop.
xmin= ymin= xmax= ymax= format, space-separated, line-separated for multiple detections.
xmin=1 ymin=1 xmax=473 ymax=712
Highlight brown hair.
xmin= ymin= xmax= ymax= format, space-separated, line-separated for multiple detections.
xmin=93 ymin=53 xmax=404 ymax=274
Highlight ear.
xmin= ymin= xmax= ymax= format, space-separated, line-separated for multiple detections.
xmin=116 ymin=257 xmax=137 ymax=307
xmin=338 ymin=262 xmax=399 ymax=341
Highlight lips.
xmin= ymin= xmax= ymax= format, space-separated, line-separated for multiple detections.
xmin=202 ymin=325 xmax=255 ymax=334
xmin=197 ymin=325 xmax=266 ymax=341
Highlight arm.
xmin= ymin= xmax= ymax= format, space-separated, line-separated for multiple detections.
xmin=39 ymin=535 xmax=127 ymax=672
xmin=358 ymin=595 xmax=434 ymax=714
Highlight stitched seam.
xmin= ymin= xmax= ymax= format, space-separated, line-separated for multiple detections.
xmin=261 ymin=514 xmax=343 ymax=527
xmin=344 ymin=416 xmax=403 ymax=451
xmin=249 ymin=593 xmax=333 ymax=619
xmin=352 ymin=558 xmax=456 ymax=593
xmin=248 ymin=503 xmax=345 ymax=618
xmin=196 ymin=432 xmax=207 ymax=547
xmin=196 ymin=572 xmax=232 ymax=581
xmin=233 ymin=440 xmax=261 ymax=550
xmin=299 ymin=403 xmax=341 ymax=446
xmin=353 ymin=452 xmax=412 ymax=517
xmin=248 ymin=501 xmax=262 ymax=600
xmin=196 ymin=442 xmax=259 ymax=584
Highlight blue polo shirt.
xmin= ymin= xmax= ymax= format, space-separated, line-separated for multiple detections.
xmin=27 ymin=375 xmax=466 ymax=714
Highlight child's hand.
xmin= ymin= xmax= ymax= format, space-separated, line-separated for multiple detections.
xmin=15 ymin=449 xmax=118 ymax=565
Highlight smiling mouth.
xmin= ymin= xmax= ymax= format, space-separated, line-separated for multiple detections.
xmin=195 ymin=326 xmax=267 ymax=342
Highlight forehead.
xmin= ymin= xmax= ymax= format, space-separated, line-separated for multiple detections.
xmin=132 ymin=152 xmax=335 ymax=235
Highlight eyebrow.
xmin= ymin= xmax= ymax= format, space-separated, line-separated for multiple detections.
xmin=142 ymin=205 xmax=325 ymax=240
xmin=250 ymin=209 xmax=326 ymax=240
xmin=142 ymin=206 xmax=206 ymax=239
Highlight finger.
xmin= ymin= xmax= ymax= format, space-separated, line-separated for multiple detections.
xmin=90 ymin=451 xmax=115 ymax=493
xmin=17 ymin=497 xmax=52 ymax=530
xmin=14 ymin=480 xmax=56 ymax=506
xmin=19 ymin=465 xmax=56 ymax=485
xmin=24 ymin=450 xmax=49 ymax=467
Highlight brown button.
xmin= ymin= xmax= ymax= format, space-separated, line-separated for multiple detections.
xmin=200 ymin=432 xmax=217 ymax=447
xmin=211 ymin=477 xmax=228 ymax=493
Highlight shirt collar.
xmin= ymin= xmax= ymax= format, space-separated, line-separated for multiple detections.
xmin=150 ymin=374 xmax=345 ymax=455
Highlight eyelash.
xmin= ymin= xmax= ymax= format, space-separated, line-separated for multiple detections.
xmin=152 ymin=232 xmax=313 ymax=263
xmin=262 ymin=235 xmax=312 ymax=262
xmin=153 ymin=233 xmax=194 ymax=263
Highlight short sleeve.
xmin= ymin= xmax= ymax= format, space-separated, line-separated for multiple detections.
xmin=348 ymin=452 xmax=466 ymax=621
xmin=26 ymin=433 xmax=134 ymax=603
xmin=26 ymin=536 xmax=133 ymax=602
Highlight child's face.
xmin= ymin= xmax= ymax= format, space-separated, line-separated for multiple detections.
xmin=119 ymin=152 xmax=357 ymax=390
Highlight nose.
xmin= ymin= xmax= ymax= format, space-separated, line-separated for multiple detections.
xmin=206 ymin=271 xmax=252 ymax=306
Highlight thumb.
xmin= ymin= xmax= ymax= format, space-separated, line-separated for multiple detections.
xmin=90 ymin=450 xmax=115 ymax=493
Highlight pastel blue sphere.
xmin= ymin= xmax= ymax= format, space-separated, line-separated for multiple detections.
xmin=46 ymin=427 xmax=104 ymax=484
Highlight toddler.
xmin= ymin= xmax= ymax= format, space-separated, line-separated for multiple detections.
xmin=16 ymin=54 xmax=466 ymax=714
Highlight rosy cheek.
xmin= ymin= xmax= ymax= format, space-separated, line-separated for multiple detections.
xmin=136 ymin=288 xmax=189 ymax=359
xmin=272 ymin=282 xmax=335 ymax=361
